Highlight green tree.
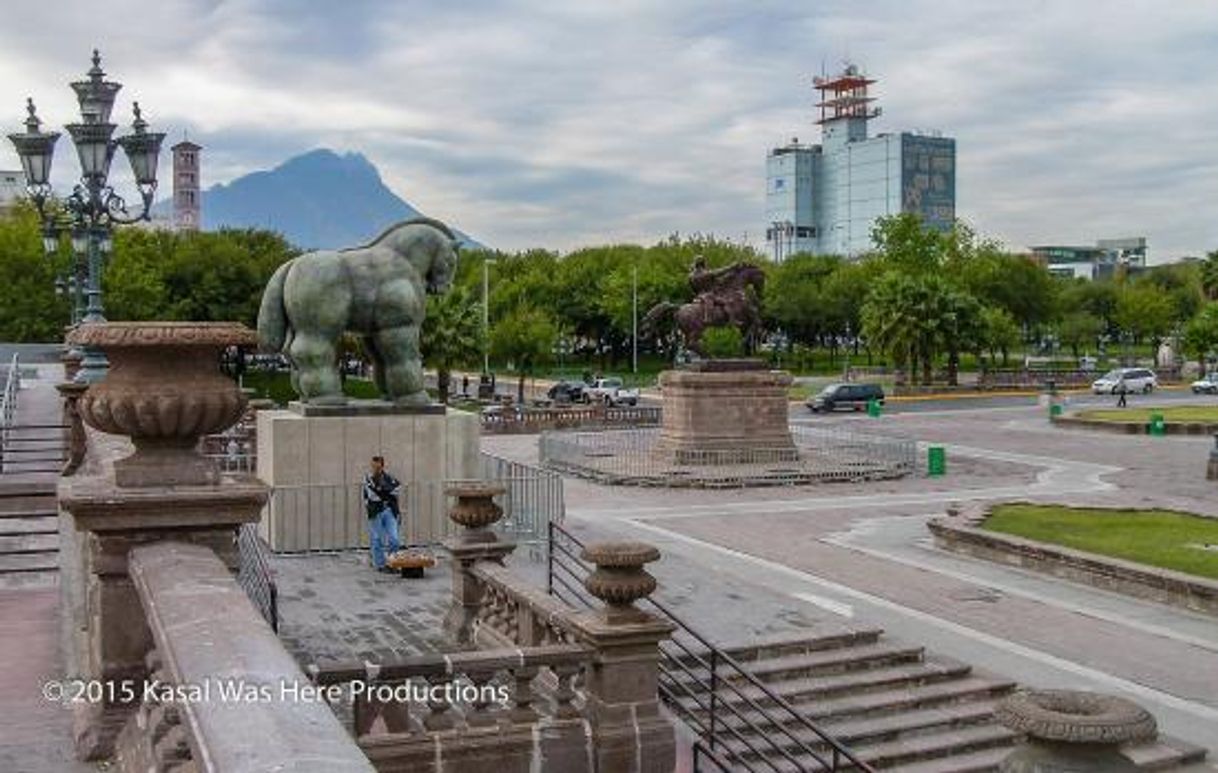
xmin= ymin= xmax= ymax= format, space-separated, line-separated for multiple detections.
xmin=1057 ymin=311 xmax=1104 ymax=359
xmin=871 ymin=212 xmax=944 ymax=274
xmin=1200 ymin=251 xmax=1218 ymax=301
xmin=1114 ymin=283 xmax=1174 ymax=348
xmin=701 ymin=326 xmax=744 ymax=359
xmin=1183 ymin=303 xmax=1218 ymax=372
xmin=979 ymin=307 xmax=1020 ymax=367
xmin=941 ymin=289 xmax=984 ymax=386
xmin=489 ymin=306 xmax=556 ymax=403
xmin=0 ymin=203 xmax=71 ymax=341
xmin=421 ymin=286 xmax=483 ymax=402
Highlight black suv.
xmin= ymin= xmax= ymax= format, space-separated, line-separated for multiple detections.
xmin=547 ymin=381 xmax=587 ymax=404
xmin=807 ymin=383 xmax=885 ymax=413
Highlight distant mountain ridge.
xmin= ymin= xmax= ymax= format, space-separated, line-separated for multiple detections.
xmin=171 ymin=148 xmax=481 ymax=250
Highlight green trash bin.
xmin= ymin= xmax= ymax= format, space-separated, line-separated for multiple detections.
xmin=928 ymin=446 xmax=946 ymax=476
xmin=867 ymin=398 xmax=882 ymax=417
xmin=1149 ymin=413 xmax=1166 ymax=436
xmin=1049 ymin=403 xmax=1063 ymax=418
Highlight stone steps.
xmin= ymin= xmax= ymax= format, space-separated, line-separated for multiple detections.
xmin=0 ymin=515 xmax=58 ymax=535
xmin=0 ymin=482 xmax=58 ymax=577
xmin=666 ymin=628 xmax=1208 ymax=772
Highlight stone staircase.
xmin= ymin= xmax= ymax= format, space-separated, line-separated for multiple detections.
xmin=0 ymin=482 xmax=59 ymax=581
xmin=669 ymin=629 xmax=1208 ymax=771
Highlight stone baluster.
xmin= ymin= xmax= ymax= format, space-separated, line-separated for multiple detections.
xmin=549 ymin=662 xmax=583 ymax=720
xmin=995 ymin=689 xmax=1158 ymax=772
xmin=56 ymin=380 xmax=88 ymax=476
xmin=421 ymin=673 xmax=458 ymax=732
xmin=462 ymin=669 xmax=500 ymax=728
xmin=443 ymin=482 xmax=516 ymax=646
xmin=565 ymin=541 xmax=676 ymax=773
xmin=509 ymin=664 xmax=541 ymax=724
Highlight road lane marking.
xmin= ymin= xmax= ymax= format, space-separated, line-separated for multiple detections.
xmin=790 ymin=591 xmax=854 ymax=618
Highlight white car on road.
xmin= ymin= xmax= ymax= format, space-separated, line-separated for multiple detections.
xmin=1191 ymin=374 xmax=1218 ymax=394
xmin=1091 ymin=367 xmax=1157 ymax=395
xmin=585 ymin=377 xmax=640 ymax=407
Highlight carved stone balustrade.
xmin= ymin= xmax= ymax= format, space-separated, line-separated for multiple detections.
xmin=312 ymin=644 xmax=594 ymax=772
xmin=115 ymin=541 xmax=373 ymax=773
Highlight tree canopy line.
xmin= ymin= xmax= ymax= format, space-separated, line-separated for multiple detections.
xmin=4 ymin=200 xmax=1218 ymax=387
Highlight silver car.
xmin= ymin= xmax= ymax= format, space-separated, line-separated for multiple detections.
xmin=1091 ymin=367 xmax=1157 ymax=395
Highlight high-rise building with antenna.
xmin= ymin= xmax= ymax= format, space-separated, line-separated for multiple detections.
xmin=172 ymin=138 xmax=202 ymax=231
xmin=765 ymin=63 xmax=955 ymax=258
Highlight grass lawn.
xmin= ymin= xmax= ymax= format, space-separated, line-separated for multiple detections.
xmin=242 ymin=371 xmax=384 ymax=406
xmin=1074 ymin=406 xmax=1218 ymax=424
xmin=983 ymin=504 xmax=1218 ymax=580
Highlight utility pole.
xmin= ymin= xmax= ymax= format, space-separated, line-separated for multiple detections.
xmin=632 ymin=263 xmax=639 ymax=374
xmin=482 ymin=258 xmax=496 ymax=374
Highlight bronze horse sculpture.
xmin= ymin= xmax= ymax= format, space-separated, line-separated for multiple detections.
xmin=642 ymin=260 xmax=766 ymax=357
xmin=257 ymin=217 xmax=460 ymax=404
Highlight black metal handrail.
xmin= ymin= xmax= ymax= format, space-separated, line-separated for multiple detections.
xmin=547 ymin=521 xmax=875 ymax=772
xmin=237 ymin=523 xmax=278 ymax=632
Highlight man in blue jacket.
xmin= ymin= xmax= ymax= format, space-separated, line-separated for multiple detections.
xmin=362 ymin=455 xmax=403 ymax=572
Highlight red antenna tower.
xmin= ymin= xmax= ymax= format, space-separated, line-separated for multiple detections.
xmin=812 ymin=63 xmax=879 ymax=125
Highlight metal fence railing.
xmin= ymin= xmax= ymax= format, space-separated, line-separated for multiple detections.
xmin=539 ymin=425 xmax=915 ymax=488
xmin=237 ymin=522 xmax=278 ymax=632
xmin=261 ymin=452 xmax=564 ymax=558
xmin=0 ymin=354 xmax=67 ymax=476
xmin=548 ymin=522 xmax=874 ymax=773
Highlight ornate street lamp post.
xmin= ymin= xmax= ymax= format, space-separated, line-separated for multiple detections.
xmin=8 ymin=50 xmax=165 ymax=383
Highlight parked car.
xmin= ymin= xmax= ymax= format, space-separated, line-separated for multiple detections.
xmin=585 ymin=377 xmax=639 ymax=407
xmin=547 ymin=380 xmax=587 ymax=404
xmin=807 ymin=383 xmax=885 ymax=413
xmin=1191 ymin=373 xmax=1218 ymax=394
xmin=1091 ymin=368 xmax=1157 ymax=395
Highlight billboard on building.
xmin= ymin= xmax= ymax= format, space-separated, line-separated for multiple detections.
xmin=901 ymin=135 xmax=955 ymax=231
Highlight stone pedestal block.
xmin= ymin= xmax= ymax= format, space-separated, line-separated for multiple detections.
xmin=654 ymin=366 xmax=795 ymax=463
xmin=256 ymin=407 xmax=478 ymax=551
xmin=57 ymin=473 xmax=268 ymax=761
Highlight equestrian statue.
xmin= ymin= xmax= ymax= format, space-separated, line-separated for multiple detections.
xmin=642 ymin=256 xmax=766 ymax=357
xmin=257 ymin=217 xmax=460 ymax=405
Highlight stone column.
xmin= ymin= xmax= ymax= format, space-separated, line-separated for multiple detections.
xmin=56 ymin=380 xmax=88 ymax=476
xmin=442 ymin=482 xmax=515 ymax=646
xmin=57 ymin=321 xmax=266 ymax=761
xmin=566 ymin=541 xmax=676 ymax=773
xmin=995 ymin=689 xmax=1158 ymax=772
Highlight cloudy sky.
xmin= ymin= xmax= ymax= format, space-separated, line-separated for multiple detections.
xmin=2 ymin=0 xmax=1216 ymax=258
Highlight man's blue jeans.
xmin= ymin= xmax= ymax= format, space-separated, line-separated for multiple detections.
xmin=368 ymin=506 xmax=402 ymax=569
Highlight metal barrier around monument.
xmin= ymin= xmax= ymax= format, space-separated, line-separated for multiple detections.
xmin=237 ymin=522 xmax=279 ymax=632
xmin=540 ymin=425 xmax=916 ymax=487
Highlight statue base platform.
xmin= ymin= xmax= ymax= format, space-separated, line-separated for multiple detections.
xmin=288 ymin=399 xmax=446 ymax=417
xmin=654 ymin=367 xmax=796 ymax=464
xmin=679 ymin=358 xmax=767 ymax=373
xmin=256 ymin=408 xmax=478 ymax=551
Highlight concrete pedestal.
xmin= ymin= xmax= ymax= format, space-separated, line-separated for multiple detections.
xmin=256 ymin=406 xmax=479 ymax=551
xmin=654 ymin=365 xmax=795 ymax=464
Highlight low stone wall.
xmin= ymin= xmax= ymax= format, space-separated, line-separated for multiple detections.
xmin=929 ymin=505 xmax=1218 ymax=617
xmin=1051 ymin=414 xmax=1218 ymax=435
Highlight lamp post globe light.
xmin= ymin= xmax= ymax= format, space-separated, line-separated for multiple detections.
xmin=7 ymin=50 xmax=165 ymax=384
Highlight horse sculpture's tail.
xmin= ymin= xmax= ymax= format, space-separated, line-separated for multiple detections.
xmin=257 ymin=260 xmax=293 ymax=352
xmin=640 ymin=301 xmax=678 ymax=336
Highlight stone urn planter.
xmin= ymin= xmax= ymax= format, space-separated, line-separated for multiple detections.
xmin=995 ymin=690 xmax=1157 ymax=772
xmin=580 ymin=541 xmax=661 ymax=623
xmin=445 ymin=482 xmax=506 ymax=543
xmin=67 ymin=322 xmax=257 ymax=487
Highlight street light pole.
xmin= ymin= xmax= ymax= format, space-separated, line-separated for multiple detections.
xmin=632 ymin=263 xmax=638 ymax=374
xmin=482 ymin=258 xmax=496 ymax=375
xmin=8 ymin=50 xmax=165 ymax=384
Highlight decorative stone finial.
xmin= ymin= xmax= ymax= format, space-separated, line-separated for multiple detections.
xmin=445 ymin=482 xmax=506 ymax=543
xmin=580 ymin=541 xmax=661 ymax=623
xmin=995 ymin=690 xmax=1157 ymax=772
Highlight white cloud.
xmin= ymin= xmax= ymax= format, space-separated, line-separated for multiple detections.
xmin=0 ymin=0 xmax=1215 ymax=257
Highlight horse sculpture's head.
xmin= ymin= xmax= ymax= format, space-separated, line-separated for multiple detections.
xmin=425 ymin=236 xmax=459 ymax=294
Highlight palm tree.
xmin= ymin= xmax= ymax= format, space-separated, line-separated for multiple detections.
xmin=421 ymin=287 xmax=483 ymax=403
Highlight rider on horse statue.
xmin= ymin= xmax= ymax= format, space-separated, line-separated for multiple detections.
xmin=642 ymin=255 xmax=765 ymax=358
